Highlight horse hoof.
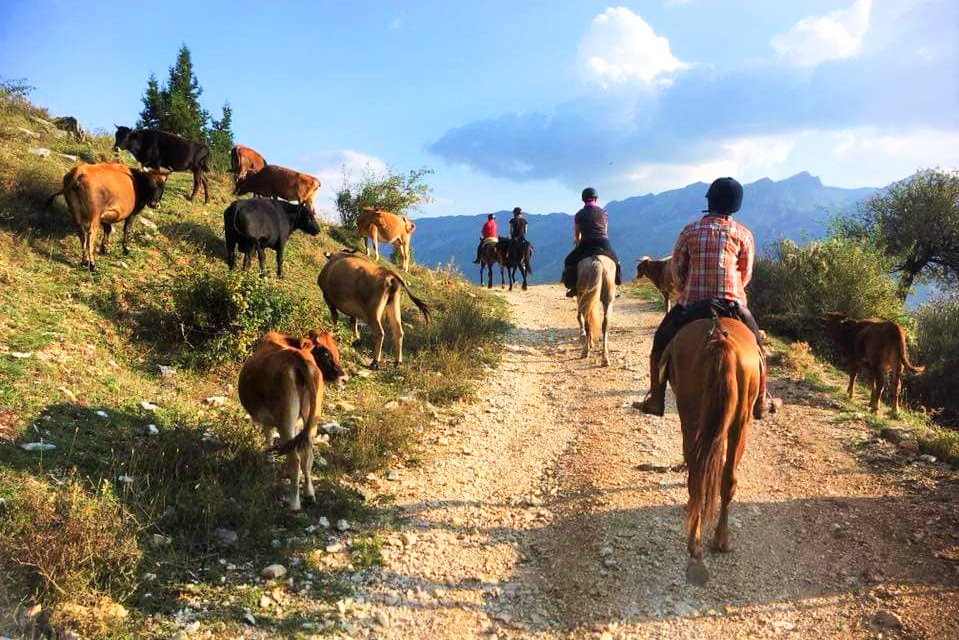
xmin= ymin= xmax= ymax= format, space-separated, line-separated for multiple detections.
xmin=686 ymin=559 xmax=709 ymax=586
xmin=710 ymin=540 xmax=733 ymax=553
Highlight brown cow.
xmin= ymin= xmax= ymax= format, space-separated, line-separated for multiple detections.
xmin=317 ymin=251 xmax=430 ymax=368
xmin=635 ymin=255 xmax=679 ymax=312
xmin=230 ymin=145 xmax=266 ymax=182
xmin=47 ymin=163 xmax=167 ymax=271
xmin=234 ymin=164 xmax=320 ymax=211
xmin=821 ymin=312 xmax=925 ymax=416
xmin=356 ymin=206 xmax=415 ymax=272
xmin=238 ymin=330 xmax=347 ymax=511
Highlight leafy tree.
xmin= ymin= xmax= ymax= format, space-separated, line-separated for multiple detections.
xmin=859 ymin=168 xmax=959 ymax=299
xmin=336 ymin=165 xmax=433 ymax=228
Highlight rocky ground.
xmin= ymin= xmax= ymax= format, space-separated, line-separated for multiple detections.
xmin=343 ymin=284 xmax=958 ymax=639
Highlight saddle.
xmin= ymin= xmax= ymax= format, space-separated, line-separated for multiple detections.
xmin=481 ymin=236 xmax=499 ymax=247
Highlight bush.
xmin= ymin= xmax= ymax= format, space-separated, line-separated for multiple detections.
xmin=169 ymin=269 xmax=313 ymax=369
xmin=0 ymin=474 xmax=141 ymax=604
xmin=911 ymin=294 xmax=959 ymax=424
xmin=749 ymin=236 xmax=903 ymax=346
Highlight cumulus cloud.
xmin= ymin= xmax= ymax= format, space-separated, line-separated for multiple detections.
xmin=301 ymin=150 xmax=389 ymax=220
xmin=771 ymin=0 xmax=872 ymax=67
xmin=577 ymin=7 xmax=685 ymax=87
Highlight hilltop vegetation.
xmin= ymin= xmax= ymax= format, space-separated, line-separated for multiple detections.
xmin=0 ymin=88 xmax=507 ymax=638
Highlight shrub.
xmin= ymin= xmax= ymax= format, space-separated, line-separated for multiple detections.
xmin=910 ymin=294 xmax=959 ymax=424
xmin=169 ymin=269 xmax=313 ymax=369
xmin=0 ymin=474 xmax=141 ymax=604
xmin=749 ymin=236 xmax=902 ymax=347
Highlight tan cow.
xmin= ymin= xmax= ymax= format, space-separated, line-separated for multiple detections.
xmin=635 ymin=255 xmax=679 ymax=313
xmin=356 ymin=206 xmax=415 ymax=271
xmin=317 ymin=251 xmax=430 ymax=368
xmin=234 ymin=164 xmax=320 ymax=212
xmin=47 ymin=163 xmax=167 ymax=271
xmin=238 ymin=330 xmax=347 ymax=511
xmin=230 ymin=145 xmax=266 ymax=181
xmin=821 ymin=312 xmax=925 ymax=416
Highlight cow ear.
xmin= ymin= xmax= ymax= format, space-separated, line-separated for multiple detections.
xmin=307 ymin=329 xmax=319 ymax=341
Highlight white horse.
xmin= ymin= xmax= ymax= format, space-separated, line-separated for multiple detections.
xmin=575 ymin=255 xmax=616 ymax=366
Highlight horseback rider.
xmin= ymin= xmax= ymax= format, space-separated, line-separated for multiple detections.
xmin=472 ymin=213 xmax=498 ymax=264
xmin=561 ymin=187 xmax=622 ymax=297
xmin=636 ymin=177 xmax=781 ymax=419
xmin=509 ymin=207 xmax=527 ymax=241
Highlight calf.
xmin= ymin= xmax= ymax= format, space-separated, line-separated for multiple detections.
xmin=230 ymin=145 xmax=266 ymax=182
xmin=821 ymin=311 xmax=925 ymax=416
xmin=317 ymin=251 xmax=430 ymax=368
xmin=356 ymin=206 xmax=415 ymax=271
xmin=113 ymin=126 xmax=209 ymax=203
xmin=635 ymin=255 xmax=679 ymax=313
xmin=47 ymin=163 xmax=167 ymax=271
xmin=238 ymin=330 xmax=347 ymax=511
xmin=224 ymin=198 xmax=321 ymax=278
xmin=234 ymin=164 xmax=320 ymax=212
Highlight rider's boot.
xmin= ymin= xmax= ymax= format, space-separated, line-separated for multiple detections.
xmin=635 ymin=353 xmax=665 ymax=416
xmin=472 ymin=243 xmax=482 ymax=264
xmin=752 ymin=349 xmax=782 ymax=419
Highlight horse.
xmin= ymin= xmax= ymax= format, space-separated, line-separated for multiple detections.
xmin=503 ymin=238 xmax=533 ymax=291
xmin=660 ymin=316 xmax=761 ymax=585
xmin=478 ymin=239 xmax=504 ymax=289
xmin=575 ymin=255 xmax=616 ymax=366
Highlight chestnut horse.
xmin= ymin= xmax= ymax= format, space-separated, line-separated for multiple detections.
xmin=478 ymin=239 xmax=504 ymax=289
xmin=661 ymin=316 xmax=761 ymax=585
xmin=575 ymin=255 xmax=616 ymax=366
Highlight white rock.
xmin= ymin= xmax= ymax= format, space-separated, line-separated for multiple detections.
xmin=919 ymin=454 xmax=938 ymax=463
xmin=336 ymin=519 xmax=350 ymax=532
xmin=140 ymin=400 xmax=159 ymax=412
xmin=158 ymin=364 xmax=175 ymax=377
xmin=261 ymin=564 xmax=287 ymax=579
xmin=203 ymin=396 xmax=227 ymax=406
xmin=401 ymin=532 xmax=418 ymax=546
xmin=58 ymin=153 xmax=78 ymax=162
xmin=10 ymin=351 xmax=33 ymax=359
xmin=140 ymin=217 xmax=158 ymax=231
xmin=318 ymin=516 xmax=330 ymax=528
xmin=384 ymin=400 xmax=399 ymax=410
xmin=325 ymin=542 xmax=344 ymax=553
xmin=146 ymin=424 xmax=159 ymax=436
xmin=150 ymin=534 xmax=171 ymax=547
xmin=20 ymin=442 xmax=56 ymax=452
xmin=95 ymin=410 xmax=109 ymax=419
xmin=117 ymin=475 xmax=135 ymax=484
xmin=242 ymin=610 xmax=256 ymax=626
xmin=29 ymin=147 xmax=51 ymax=157
xmin=214 ymin=528 xmax=238 ymax=547
xmin=57 ymin=386 xmax=77 ymax=402
xmin=387 ymin=470 xmax=400 ymax=481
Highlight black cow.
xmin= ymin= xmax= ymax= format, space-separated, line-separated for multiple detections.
xmin=113 ymin=126 xmax=210 ymax=203
xmin=224 ymin=198 xmax=322 ymax=278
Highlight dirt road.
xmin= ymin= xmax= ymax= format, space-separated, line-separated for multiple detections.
xmin=357 ymin=284 xmax=958 ymax=639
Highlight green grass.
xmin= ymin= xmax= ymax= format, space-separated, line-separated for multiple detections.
xmin=0 ymin=93 xmax=509 ymax=637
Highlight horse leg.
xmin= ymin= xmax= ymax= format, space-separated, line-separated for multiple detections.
xmin=479 ymin=261 xmax=484 ymax=286
xmin=487 ymin=263 xmax=493 ymax=289
xmin=711 ymin=417 xmax=746 ymax=552
xmin=521 ymin=264 xmax=528 ymax=291
xmin=499 ymin=263 xmax=505 ymax=289
xmin=601 ymin=296 xmax=612 ymax=367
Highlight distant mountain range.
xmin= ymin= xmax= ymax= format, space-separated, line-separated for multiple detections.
xmin=410 ymin=172 xmax=877 ymax=285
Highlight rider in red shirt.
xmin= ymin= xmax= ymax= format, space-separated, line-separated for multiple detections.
xmin=472 ymin=213 xmax=498 ymax=263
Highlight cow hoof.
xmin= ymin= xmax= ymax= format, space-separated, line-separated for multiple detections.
xmin=368 ymin=360 xmax=379 ymax=370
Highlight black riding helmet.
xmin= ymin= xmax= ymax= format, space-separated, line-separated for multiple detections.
xmin=704 ymin=177 xmax=743 ymax=215
xmin=512 ymin=207 xmax=522 ymax=216
xmin=581 ymin=187 xmax=598 ymax=202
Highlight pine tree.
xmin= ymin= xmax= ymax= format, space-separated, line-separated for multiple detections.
xmin=136 ymin=73 xmax=163 ymax=129
xmin=207 ymin=102 xmax=235 ymax=172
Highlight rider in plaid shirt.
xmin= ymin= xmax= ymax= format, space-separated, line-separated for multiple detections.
xmin=637 ymin=177 xmax=780 ymax=419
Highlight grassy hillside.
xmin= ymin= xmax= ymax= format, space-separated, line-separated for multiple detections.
xmin=0 ymin=94 xmax=508 ymax=638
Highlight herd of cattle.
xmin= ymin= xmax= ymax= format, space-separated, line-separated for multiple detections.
xmin=36 ymin=126 xmax=925 ymax=513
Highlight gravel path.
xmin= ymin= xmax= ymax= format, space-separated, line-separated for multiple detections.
xmin=355 ymin=284 xmax=959 ymax=639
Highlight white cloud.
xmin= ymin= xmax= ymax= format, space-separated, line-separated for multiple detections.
xmin=772 ymin=0 xmax=872 ymax=67
xmin=577 ymin=7 xmax=685 ymax=88
xmin=301 ymin=150 xmax=389 ymax=221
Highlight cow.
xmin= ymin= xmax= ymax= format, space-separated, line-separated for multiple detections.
xmin=635 ymin=255 xmax=679 ymax=313
xmin=317 ymin=250 xmax=430 ymax=368
xmin=53 ymin=116 xmax=85 ymax=141
xmin=238 ymin=330 xmax=347 ymax=511
xmin=356 ymin=206 xmax=415 ymax=272
xmin=234 ymin=165 xmax=320 ymax=212
xmin=230 ymin=145 xmax=266 ymax=182
xmin=47 ymin=163 xmax=167 ymax=271
xmin=113 ymin=126 xmax=209 ymax=203
xmin=223 ymin=198 xmax=321 ymax=278
xmin=820 ymin=312 xmax=925 ymax=416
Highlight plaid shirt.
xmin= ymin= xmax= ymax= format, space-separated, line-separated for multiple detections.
xmin=672 ymin=215 xmax=754 ymax=306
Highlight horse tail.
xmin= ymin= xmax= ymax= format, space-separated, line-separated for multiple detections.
xmin=896 ymin=324 xmax=924 ymax=373
xmin=577 ymin=258 xmax=604 ymax=345
xmin=525 ymin=243 xmax=533 ymax=274
xmin=685 ymin=329 xmax=741 ymax=534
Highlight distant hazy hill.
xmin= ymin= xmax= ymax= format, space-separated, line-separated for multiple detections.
xmin=411 ymin=172 xmax=877 ymax=284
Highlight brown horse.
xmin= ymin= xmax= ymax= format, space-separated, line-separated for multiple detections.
xmin=478 ymin=239 xmax=504 ymax=289
xmin=661 ymin=316 xmax=761 ymax=585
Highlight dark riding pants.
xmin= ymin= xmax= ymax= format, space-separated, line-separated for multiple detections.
xmin=561 ymin=238 xmax=622 ymax=289
xmin=651 ymin=298 xmax=761 ymax=359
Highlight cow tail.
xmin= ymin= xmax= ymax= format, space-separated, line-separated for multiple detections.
xmin=268 ymin=360 xmax=321 ymax=456
xmin=45 ymin=189 xmax=64 ymax=208
xmin=393 ymin=274 xmax=431 ymax=325
xmin=197 ymin=145 xmax=210 ymax=172
xmin=897 ymin=325 xmax=925 ymax=373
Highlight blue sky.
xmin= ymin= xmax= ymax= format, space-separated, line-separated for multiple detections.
xmin=2 ymin=0 xmax=957 ymax=218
